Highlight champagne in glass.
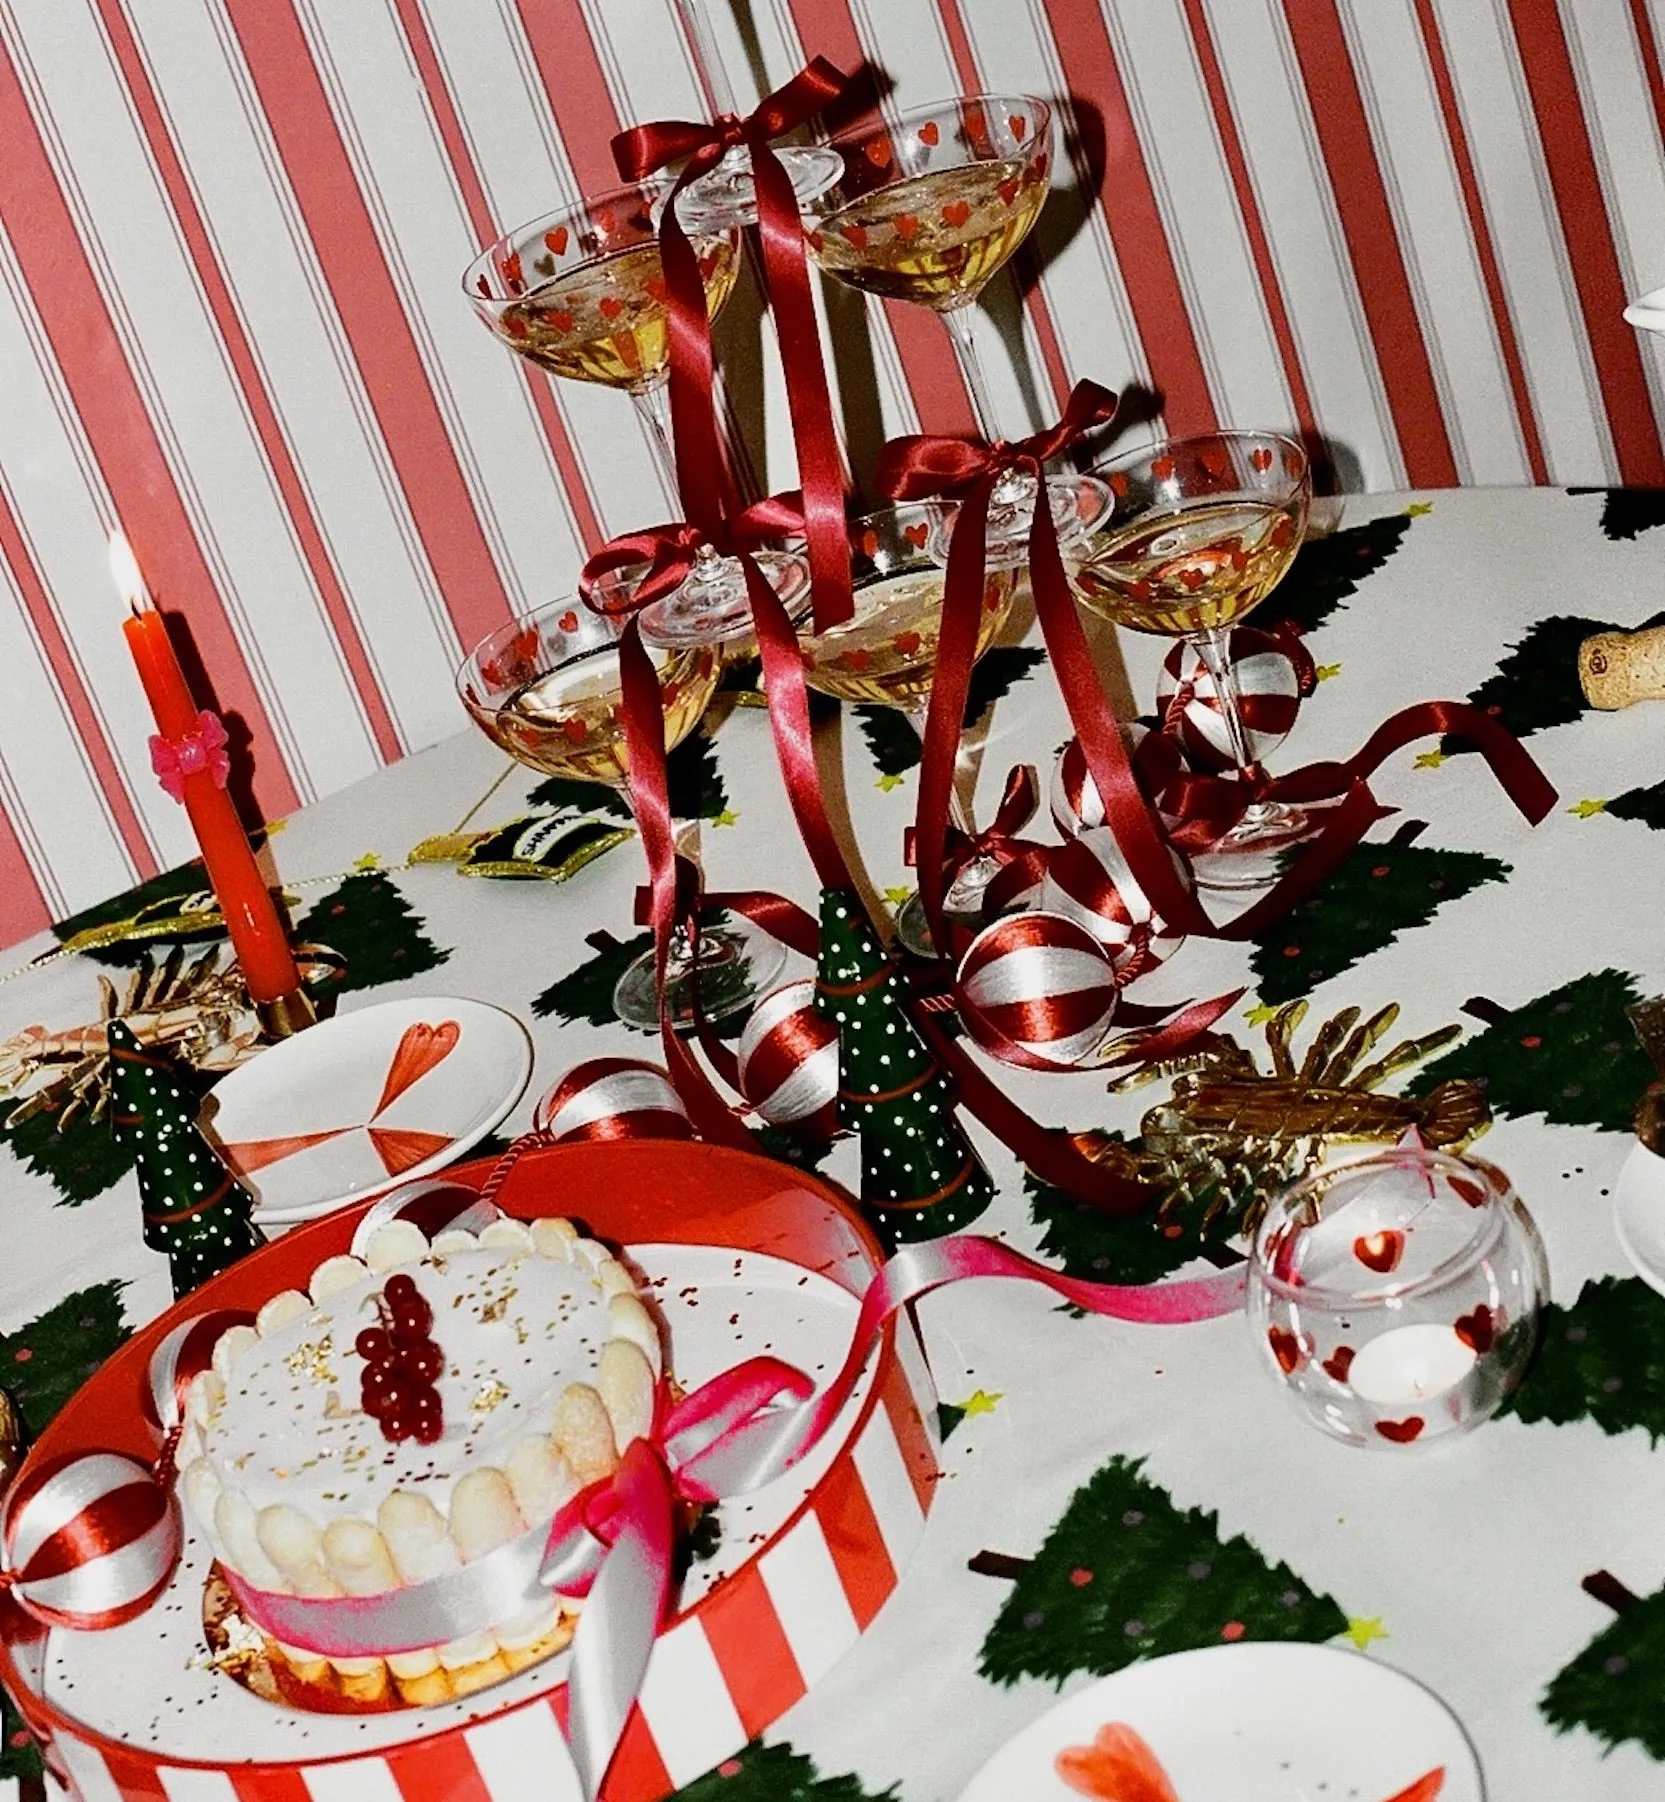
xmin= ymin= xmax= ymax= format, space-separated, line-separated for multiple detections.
xmin=458 ymin=601 xmax=784 ymax=1028
xmin=1068 ymin=432 xmax=1313 ymax=889
xmin=799 ymin=506 xmax=1020 ymax=954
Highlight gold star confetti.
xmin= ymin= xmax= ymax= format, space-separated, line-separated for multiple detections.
xmin=1344 ymin=1615 xmax=1389 ymax=1649
xmin=877 ymin=772 xmax=908 ymax=792
xmin=711 ymin=808 xmax=741 ymax=828
xmin=956 ymin=1388 xmax=1003 ymax=1418
xmin=1404 ymin=500 xmax=1433 ymax=517
xmin=1569 ymin=797 xmax=1608 ymax=819
xmin=1315 ymin=662 xmax=1342 ymax=683
xmin=1245 ymin=1002 xmax=1281 ymax=1028
xmin=883 ymin=886 xmax=914 ymax=908
xmin=1413 ymin=749 xmax=1447 ymax=771
xmin=354 ymin=851 xmax=381 ymax=871
xmin=263 ymin=819 xmax=288 ymax=837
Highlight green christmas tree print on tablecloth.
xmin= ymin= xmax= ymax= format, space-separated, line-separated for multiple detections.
xmin=1542 ymin=1585 xmax=1665 ymax=1762
xmin=1567 ymin=487 xmax=1665 ymax=541
xmin=0 ymin=1098 xmax=139 ymax=1207
xmin=1605 ymin=780 xmax=1665 ymax=831
xmin=296 ymin=869 xmax=449 ymax=992
xmin=1500 ymin=1276 xmax=1665 ymax=1441
xmin=108 ymin=1020 xmax=263 ymax=1298
xmin=1026 ymin=1168 xmax=1245 ymax=1287
xmin=855 ymin=646 xmax=1046 ymax=778
xmin=1262 ymin=510 xmax=1412 ymax=636
xmin=1251 ymin=835 xmax=1509 ymax=1006
xmin=817 ymin=890 xmax=992 ymax=1241
xmin=670 ymin=1741 xmax=896 ymax=1800
xmin=1407 ymin=970 xmax=1653 ymax=1134
xmin=980 ymin=1455 xmax=1349 ymax=1687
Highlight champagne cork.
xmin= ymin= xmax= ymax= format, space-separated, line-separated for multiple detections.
xmin=1579 ymin=625 xmax=1665 ymax=709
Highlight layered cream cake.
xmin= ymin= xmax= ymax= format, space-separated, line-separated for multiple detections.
xmin=176 ymin=1213 xmax=662 ymax=1706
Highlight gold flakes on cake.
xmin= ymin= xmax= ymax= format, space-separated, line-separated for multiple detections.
xmin=471 ymin=1379 xmax=510 ymax=1416
xmin=480 ymin=1286 xmax=517 ymax=1324
xmin=284 ymin=1334 xmax=337 ymax=1384
xmin=321 ymin=1388 xmax=354 ymax=1420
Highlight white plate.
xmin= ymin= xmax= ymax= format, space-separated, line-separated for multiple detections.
xmin=1612 ymin=1139 xmax=1665 ymax=1297
xmin=198 ymin=997 xmax=532 ymax=1223
xmin=956 ymin=1642 xmax=1483 ymax=1802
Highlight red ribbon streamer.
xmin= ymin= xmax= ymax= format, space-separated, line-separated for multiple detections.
xmin=613 ymin=61 xmax=857 ymax=631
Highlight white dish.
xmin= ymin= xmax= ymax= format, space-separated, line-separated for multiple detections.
xmin=1612 ymin=1138 xmax=1665 ymax=1298
xmin=956 ymin=1642 xmax=1482 ymax=1802
xmin=198 ymin=996 xmax=532 ymax=1223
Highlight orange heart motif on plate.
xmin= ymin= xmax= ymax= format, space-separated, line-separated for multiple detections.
xmin=374 ymin=1020 xmax=462 ymax=1116
xmin=598 ymin=296 xmax=624 ymax=320
xmin=1384 ymin=1771 xmax=1447 ymax=1802
xmin=941 ymin=199 xmax=972 ymax=229
xmin=1250 ymin=445 xmax=1274 ymax=472
xmin=904 ymin=522 xmax=930 ymax=548
xmin=893 ymin=213 xmax=922 ymax=241
xmin=1322 ymin=1344 xmax=1355 ymax=1382
xmin=1008 ymin=113 xmax=1028 ymax=141
xmin=1454 ymin=1304 xmax=1495 ymax=1354
xmin=1267 ymin=1326 xmax=1305 ymax=1374
xmin=1150 ymin=455 xmax=1175 ymax=481
xmin=1375 ymin=1415 xmax=1424 ymax=1443
xmin=919 ymin=121 xmax=940 ymax=147
xmin=998 ymin=176 xmax=1021 ymax=207
xmin=544 ymin=225 xmax=569 ymax=256
xmin=1054 ymin=1722 xmax=1178 ymax=1802
xmin=367 ymin=1127 xmax=455 ymax=1178
xmin=864 ymin=139 xmax=892 ymax=167
xmin=1354 ymin=1229 xmax=1404 ymax=1273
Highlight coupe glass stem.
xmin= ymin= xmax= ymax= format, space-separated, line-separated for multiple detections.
xmin=675 ymin=0 xmax=738 ymax=116
xmin=942 ymin=308 xmax=1002 ymax=442
xmin=632 ymin=380 xmax=681 ymax=506
xmin=1188 ymin=625 xmax=1258 ymax=776
xmin=905 ymin=705 xmax=979 ymax=841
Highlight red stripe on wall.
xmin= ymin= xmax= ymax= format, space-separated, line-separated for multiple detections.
xmin=1181 ymin=0 xmax=1316 ymax=441
xmin=699 ymin=1562 xmax=806 ymax=1736
xmin=1630 ymin=0 xmax=1665 ymax=154
xmin=813 ymin=1451 xmax=897 ymax=1629
xmin=0 ymin=32 xmax=300 ymax=819
xmin=390 ymin=0 xmax=605 ymax=553
xmin=1282 ymin=0 xmax=1458 ymax=488
xmin=387 ymin=1733 xmax=492 ymax=1802
xmin=930 ymin=0 xmax=1073 ymax=414
xmin=1412 ymin=0 xmax=1549 ymax=486
xmin=1041 ymin=3 xmax=1216 ymax=435
xmin=1506 ymin=0 xmax=1665 ymax=484
xmin=784 ymin=0 xmax=979 ymax=435
xmin=0 ymin=795 xmax=51 ymax=945
xmin=225 ymin=0 xmax=517 ymax=659
xmin=0 ymin=482 xmax=157 ymax=879
xmin=98 ymin=0 xmax=404 ymax=763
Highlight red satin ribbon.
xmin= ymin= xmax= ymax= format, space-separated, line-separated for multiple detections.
xmin=613 ymin=61 xmax=856 ymax=631
xmin=578 ymin=492 xmax=809 ymax=617
xmin=875 ymin=381 xmax=1121 ymax=956
xmin=903 ymin=763 xmax=1053 ymax=942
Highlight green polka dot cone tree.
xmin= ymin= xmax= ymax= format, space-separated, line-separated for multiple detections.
xmin=815 ymin=888 xmax=993 ymax=1244
xmin=107 ymin=1019 xmax=264 ymax=1298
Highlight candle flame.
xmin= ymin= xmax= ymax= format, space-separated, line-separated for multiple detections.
xmin=108 ymin=531 xmax=150 ymax=614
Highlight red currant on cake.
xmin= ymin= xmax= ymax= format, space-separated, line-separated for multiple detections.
xmin=359 ymin=1277 xmax=444 ymax=1444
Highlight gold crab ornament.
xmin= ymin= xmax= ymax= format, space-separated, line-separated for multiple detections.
xmin=1100 ymin=1000 xmax=1491 ymax=1238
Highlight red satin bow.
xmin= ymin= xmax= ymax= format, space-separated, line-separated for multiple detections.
xmin=612 ymin=59 xmax=856 ymax=631
xmin=579 ymin=492 xmax=808 ymax=617
xmin=873 ymin=381 xmax=1120 ymax=955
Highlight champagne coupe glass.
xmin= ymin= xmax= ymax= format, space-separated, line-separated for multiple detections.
xmin=458 ymin=598 xmax=785 ymax=1029
xmin=464 ymin=184 xmax=806 ymax=646
xmin=797 ymin=504 xmax=1021 ymax=954
xmin=804 ymin=94 xmax=1106 ymax=561
xmin=1067 ymin=431 xmax=1313 ymax=890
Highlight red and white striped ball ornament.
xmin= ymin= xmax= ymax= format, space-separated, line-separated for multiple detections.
xmin=1 ymin=1451 xmax=180 ymax=1630
xmin=350 ymin=1177 xmax=502 ymax=1260
xmin=1038 ymin=827 xmax=1188 ymax=979
xmin=1050 ymin=723 xmax=1173 ymax=840
xmin=532 ymin=1057 xmax=695 ymax=1144
xmin=957 ymin=912 xmax=1118 ymax=1070
xmin=1156 ymin=627 xmax=1305 ymax=771
xmin=145 ymin=1309 xmax=254 ymax=1443
xmin=737 ymin=979 xmax=840 ymax=1135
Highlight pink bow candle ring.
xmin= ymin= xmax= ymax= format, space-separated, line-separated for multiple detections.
xmin=1247 ymin=1147 xmax=1548 ymax=1449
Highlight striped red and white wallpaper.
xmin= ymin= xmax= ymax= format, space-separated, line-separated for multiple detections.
xmin=1 ymin=0 xmax=1662 ymax=949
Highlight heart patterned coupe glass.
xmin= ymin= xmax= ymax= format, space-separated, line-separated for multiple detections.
xmin=1248 ymin=1147 xmax=1547 ymax=1450
xmin=465 ymin=185 xmax=806 ymax=649
xmin=1067 ymin=431 xmax=1312 ymax=890
xmin=796 ymin=505 xmax=1021 ymax=954
xmin=458 ymin=598 xmax=784 ymax=1030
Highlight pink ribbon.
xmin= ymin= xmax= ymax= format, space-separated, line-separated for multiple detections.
xmin=224 ymin=1234 xmax=1242 ymax=1797
xmin=148 ymin=709 xmax=230 ymax=802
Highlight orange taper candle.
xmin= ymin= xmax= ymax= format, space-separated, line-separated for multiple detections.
xmin=112 ymin=532 xmax=306 ymax=1015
